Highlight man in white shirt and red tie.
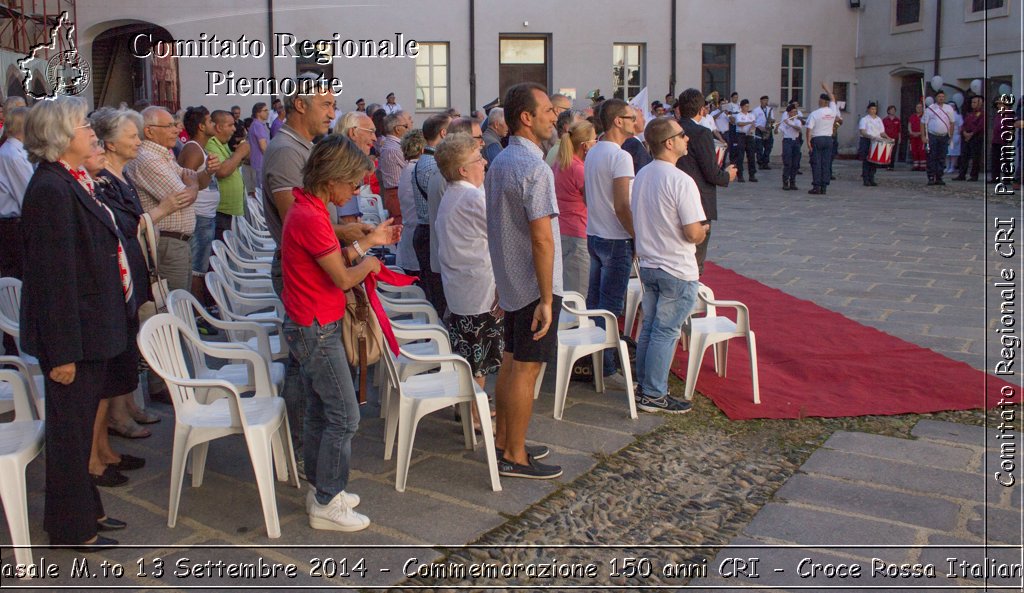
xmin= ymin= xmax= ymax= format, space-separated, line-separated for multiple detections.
xmin=921 ymin=90 xmax=956 ymax=186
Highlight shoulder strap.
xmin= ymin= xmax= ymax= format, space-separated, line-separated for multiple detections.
xmin=413 ymin=158 xmax=427 ymax=198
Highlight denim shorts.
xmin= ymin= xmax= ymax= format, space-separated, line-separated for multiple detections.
xmin=190 ymin=215 xmax=217 ymax=276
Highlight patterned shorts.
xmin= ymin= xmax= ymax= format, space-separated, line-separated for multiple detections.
xmin=447 ymin=311 xmax=505 ymax=377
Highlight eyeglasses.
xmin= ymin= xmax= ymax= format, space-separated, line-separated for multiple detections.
xmin=463 ymin=156 xmax=485 ymax=168
xmin=356 ymin=126 xmax=376 ymax=135
xmin=75 ymin=122 xmax=92 ymax=129
xmin=618 ymin=114 xmax=637 ymax=121
xmin=659 ymin=130 xmax=686 ymax=144
xmin=148 ymin=122 xmax=182 ymax=129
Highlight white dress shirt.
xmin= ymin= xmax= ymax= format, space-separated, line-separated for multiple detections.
xmin=922 ymin=103 xmax=956 ymax=136
xmin=383 ymin=102 xmax=403 ymax=115
xmin=436 ymin=180 xmax=496 ymax=316
xmin=858 ymin=115 xmax=885 ymax=139
xmin=734 ymin=112 xmax=757 ymax=136
xmin=0 ymin=138 xmax=35 ymax=218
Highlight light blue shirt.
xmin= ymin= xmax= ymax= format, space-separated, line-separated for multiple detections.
xmin=485 ymin=136 xmax=563 ymax=312
xmin=0 ymin=138 xmax=34 ymax=218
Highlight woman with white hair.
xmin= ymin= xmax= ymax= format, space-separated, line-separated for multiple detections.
xmin=434 ymin=132 xmax=503 ymax=426
xmin=21 ymin=96 xmax=134 ymax=549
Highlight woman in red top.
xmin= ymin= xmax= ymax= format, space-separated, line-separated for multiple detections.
xmin=281 ymin=135 xmax=397 ymax=533
xmin=553 ymin=119 xmax=597 ymax=295
xmin=907 ymin=103 xmax=926 ymax=171
xmin=882 ymin=106 xmax=901 ymax=170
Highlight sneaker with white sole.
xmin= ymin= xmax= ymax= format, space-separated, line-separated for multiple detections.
xmin=637 ymin=393 xmax=692 ymax=414
xmin=496 ymin=444 xmax=550 ymax=460
xmin=308 ymin=492 xmax=370 ymax=532
xmin=497 ymin=456 xmax=562 ymax=479
xmin=602 ymin=372 xmax=632 ymax=393
xmin=306 ymin=487 xmax=359 ymax=514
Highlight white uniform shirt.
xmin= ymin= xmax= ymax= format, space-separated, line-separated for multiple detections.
xmin=712 ymin=109 xmax=730 ymax=133
xmin=922 ymin=103 xmax=956 ymax=136
xmin=700 ymin=114 xmax=716 ymax=131
xmin=631 ymin=160 xmax=707 ymax=282
xmin=383 ymin=102 xmax=403 ymax=115
xmin=805 ymin=102 xmax=839 ymax=138
xmin=0 ymin=138 xmax=34 ymax=218
xmin=779 ymin=114 xmax=804 ymax=140
xmin=734 ymin=112 xmax=757 ymax=136
xmin=754 ymin=106 xmax=769 ymax=132
xmin=436 ymin=180 xmax=496 ymax=316
xmin=584 ymin=140 xmax=635 ymax=240
xmin=858 ymin=115 xmax=885 ymax=140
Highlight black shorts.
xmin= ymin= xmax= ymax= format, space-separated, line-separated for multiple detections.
xmin=503 ymin=295 xmax=562 ymax=363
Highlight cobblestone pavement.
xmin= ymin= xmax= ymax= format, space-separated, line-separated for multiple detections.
xmin=1 ymin=159 xmax=1017 ymax=591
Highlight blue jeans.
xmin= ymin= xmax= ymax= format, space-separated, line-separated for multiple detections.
xmin=927 ymin=135 xmax=950 ymax=181
xmin=189 ymin=215 xmax=217 ymax=275
xmin=636 ymin=268 xmax=698 ymax=398
xmin=586 ymin=235 xmax=634 ymax=376
xmin=273 ymin=252 xmax=306 ymax=454
xmin=782 ymin=138 xmax=801 ymax=183
xmin=284 ymin=318 xmax=360 ymax=505
xmin=810 ymin=136 xmax=833 ymax=188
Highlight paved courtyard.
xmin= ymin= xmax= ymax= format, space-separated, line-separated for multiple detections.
xmin=0 ymin=158 xmax=1017 ymax=590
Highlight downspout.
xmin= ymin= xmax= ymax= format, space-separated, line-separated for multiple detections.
xmin=267 ymin=0 xmax=276 ymax=81
xmin=932 ymin=0 xmax=941 ymax=76
xmin=469 ymin=0 xmax=476 ymax=111
xmin=669 ymin=0 xmax=676 ymax=98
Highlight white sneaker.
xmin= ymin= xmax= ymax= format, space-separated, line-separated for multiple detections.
xmin=309 ymin=492 xmax=370 ymax=532
xmin=306 ymin=487 xmax=360 ymax=514
xmin=602 ymin=372 xmax=632 ymax=393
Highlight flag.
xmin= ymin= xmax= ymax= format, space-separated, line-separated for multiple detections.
xmin=628 ymin=86 xmax=652 ymax=128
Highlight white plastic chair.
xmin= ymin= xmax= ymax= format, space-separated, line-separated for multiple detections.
xmin=209 ymin=255 xmax=276 ymax=299
xmin=166 ymin=290 xmax=286 ymax=399
xmin=212 ymin=239 xmax=271 ymax=276
xmin=206 ymin=270 xmax=285 ymax=324
xmin=380 ymin=342 xmax=500 ymax=493
xmin=0 ymin=279 xmax=45 ymax=416
xmin=682 ymin=292 xmax=760 ymax=404
xmin=680 ymin=283 xmax=716 ymax=355
xmin=138 ymin=314 xmax=298 ymax=538
xmin=537 ymin=294 xmax=638 ymax=421
xmin=622 ymin=260 xmax=644 ymax=340
xmin=377 ymin=322 xmax=452 ymax=420
xmin=0 ymin=363 xmax=44 ymax=569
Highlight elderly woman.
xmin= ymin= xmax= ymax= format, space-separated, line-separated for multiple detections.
xmin=83 ymin=107 xmax=193 ymax=486
xmin=553 ymin=120 xmax=596 ymax=295
xmin=21 ymin=96 xmax=131 ymax=548
xmin=282 ymin=135 xmax=396 ymax=532
xmin=395 ymin=128 xmax=425 ymax=272
xmin=434 ymin=133 xmax=503 ymax=409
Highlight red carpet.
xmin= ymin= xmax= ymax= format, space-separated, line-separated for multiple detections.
xmin=670 ymin=262 xmax=1010 ymax=420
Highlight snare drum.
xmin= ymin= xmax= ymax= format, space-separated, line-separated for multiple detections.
xmin=714 ymin=140 xmax=728 ymax=168
xmin=867 ymin=138 xmax=894 ymax=166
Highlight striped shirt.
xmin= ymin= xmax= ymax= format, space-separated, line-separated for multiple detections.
xmin=378 ymin=135 xmax=405 ymax=189
xmin=126 ymin=140 xmax=195 ymax=234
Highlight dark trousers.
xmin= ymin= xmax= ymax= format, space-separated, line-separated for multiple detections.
xmin=990 ymin=143 xmax=1006 ymax=182
xmin=958 ymin=135 xmax=982 ymax=179
xmin=731 ymin=135 xmax=757 ymax=179
xmin=694 ymin=225 xmax=711 ymax=276
xmin=757 ymin=132 xmax=774 ymax=166
xmin=0 ymin=217 xmax=23 ymax=356
xmin=858 ymin=137 xmax=878 ymax=183
xmin=412 ymin=224 xmax=447 ymax=317
xmin=214 ymin=211 xmax=233 ymax=243
xmin=44 ymin=360 xmax=107 ymax=544
xmin=782 ymin=138 xmax=801 ymax=183
xmin=927 ymin=135 xmax=950 ymax=181
xmin=829 ymin=135 xmax=839 ymax=178
xmin=810 ymin=136 xmax=833 ymax=188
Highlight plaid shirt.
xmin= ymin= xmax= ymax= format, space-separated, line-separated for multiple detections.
xmin=378 ymin=135 xmax=405 ymax=189
xmin=125 ymin=140 xmax=195 ymax=234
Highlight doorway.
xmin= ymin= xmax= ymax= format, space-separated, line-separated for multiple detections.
xmin=898 ymin=73 xmax=924 ymax=163
xmin=498 ymin=36 xmax=550 ymax=100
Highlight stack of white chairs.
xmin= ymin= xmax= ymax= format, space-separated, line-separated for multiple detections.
xmin=0 ymin=278 xmax=45 ymax=416
xmin=138 ymin=314 xmax=298 ymax=538
xmin=0 ymin=359 xmax=44 ymax=568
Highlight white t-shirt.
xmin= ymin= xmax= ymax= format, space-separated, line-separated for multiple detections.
xmin=700 ymin=114 xmax=716 ymax=131
xmin=584 ymin=140 xmax=634 ymax=240
xmin=779 ymin=114 xmax=803 ymax=140
xmin=713 ymin=109 xmax=730 ymax=133
xmin=631 ymin=160 xmax=707 ymax=282
xmin=922 ymin=103 xmax=956 ymax=136
xmin=436 ymin=180 xmax=496 ymax=316
xmin=734 ymin=111 xmax=757 ymax=136
xmin=858 ymin=115 xmax=885 ymax=139
xmin=806 ymin=102 xmax=838 ymax=138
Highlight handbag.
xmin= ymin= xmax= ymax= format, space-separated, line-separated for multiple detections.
xmin=137 ymin=213 xmax=171 ymax=323
xmin=341 ymin=250 xmax=384 ymax=402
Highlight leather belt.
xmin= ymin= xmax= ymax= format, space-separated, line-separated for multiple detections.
xmin=161 ymin=231 xmax=192 ymax=242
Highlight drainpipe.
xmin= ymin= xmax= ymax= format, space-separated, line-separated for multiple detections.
xmin=669 ymin=0 xmax=676 ymax=98
xmin=267 ymin=0 xmax=276 ymax=81
xmin=469 ymin=0 xmax=476 ymax=111
xmin=932 ymin=0 xmax=941 ymax=76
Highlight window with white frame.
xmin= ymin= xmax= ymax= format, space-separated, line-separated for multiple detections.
xmin=780 ymin=46 xmax=807 ymax=107
xmin=612 ymin=43 xmax=644 ymax=101
xmin=965 ymin=0 xmax=1008 ymax=21
xmin=415 ymin=42 xmax=449 ymax=110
